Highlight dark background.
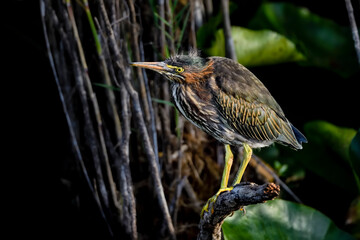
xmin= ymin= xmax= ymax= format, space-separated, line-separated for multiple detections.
xmin=6 ymin=0 xmax=359 ymax=238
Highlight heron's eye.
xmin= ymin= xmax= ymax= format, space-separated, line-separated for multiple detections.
xmin=166 ymin=64 xmax=184 ymax=73
xmin=176 ymin=67 xmax=184 ymax=73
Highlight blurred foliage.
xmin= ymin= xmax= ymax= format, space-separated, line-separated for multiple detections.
xmin=350 ymin=130 xmax=360 ymax=191
xmin=206 ymin=27 xmax=305 ymax=66
xmin=222 ymin=199 xmax=356 ymax=240
xmin=304 ymin=121 xmax=356 ymax=162
xmin=150 ymin=0 xmax=190 ymax=55
xmin=198 ymin=2 xmax=359 ymax=77
xmin=346 ymin=197 xmax=360 ymax=239
xmin=300 ymin=121 xmax=357 ymax=193
xmin=258 ymin=121 xmax=358 ymax=193
xmin=255 ymin=145 xmax=306 ymax=183
xmin=196 ymin=1 xmax=237 ymax=49
xmin=249 ymin=2 xmax=359 ymax=77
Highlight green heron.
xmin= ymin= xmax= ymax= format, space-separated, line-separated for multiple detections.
xmin=131 ymin=52 xmax=307 ymax=215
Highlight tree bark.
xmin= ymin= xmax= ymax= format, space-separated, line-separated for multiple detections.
xmin=344 ymin=0 xmax=360 ymax=65
xmin=221 ymin=0 xmax=237 ymax=61
xmin=198 ymin=182 xmax=280 ymax=240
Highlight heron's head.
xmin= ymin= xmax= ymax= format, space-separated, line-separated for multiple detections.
xmin=131 ymin=53 xmax=213 ymax=84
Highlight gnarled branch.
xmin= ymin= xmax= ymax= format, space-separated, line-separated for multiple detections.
xmin=198 ymin=182 xmax=280 ymax=240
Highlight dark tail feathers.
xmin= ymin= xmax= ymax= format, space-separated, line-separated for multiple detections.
xmin=291 ymin=124 xmax=308 ymax=145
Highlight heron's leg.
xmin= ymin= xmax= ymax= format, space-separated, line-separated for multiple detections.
xmin=220 ymin=144 xmax=234 ymax=189
xmin=201 ymin=144 xmax=234 ymax=217
xmin=232 ymin=143 xmax=252 ymax=186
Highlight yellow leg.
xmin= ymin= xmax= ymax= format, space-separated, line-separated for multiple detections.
xmin=232 ymin=143 xmax=252 ymax=186
xmin=220 ymin=144 xmax=234 ymax=189
xmin=201 ymin=144 xmax=234 ymax=217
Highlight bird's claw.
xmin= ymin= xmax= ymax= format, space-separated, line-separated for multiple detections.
xmin=200 ymin=187 xmax=233 ymax=218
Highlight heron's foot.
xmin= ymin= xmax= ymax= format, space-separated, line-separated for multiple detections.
xmin=201 ymin=187 xmax=233 ymax=217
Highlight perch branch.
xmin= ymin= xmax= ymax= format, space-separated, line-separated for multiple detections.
xmin=198 ymin=182 xmax=280 ymax=240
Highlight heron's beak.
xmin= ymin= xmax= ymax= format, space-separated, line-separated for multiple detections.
xmin=130 ymin=61 xmax=168 ymax=72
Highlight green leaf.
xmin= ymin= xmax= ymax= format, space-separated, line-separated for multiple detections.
xmin=206 ymin=27 xmax=305 ymax=66
xmin=304 ymin=121 xmax=356 ymax=162
xmin=349 ymin=130 xmax=360 ymax=192
xmin=151 ymin=98 xmax=175 ymax=107
xmin=279 ymin=121 xmax=357 ymax=193
xmin=249 ymin=2 xmax=359 ymax=77
xmin=93 ymin=82 xmax=121 ymax=91
xmin=223 ymin=199 xmax=355 ymax=240
xmin=153 ymin=12 xmax=172 ymax=28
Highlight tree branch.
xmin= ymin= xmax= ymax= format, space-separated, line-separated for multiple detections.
xmin=198 ymin=182 xmax=280 ymax=240
xmin=41 ymin=0 xmax=113 ymax=235
xmin=99 ymin=1 xmax=176 ymax=238
xmin=344 ymin=0 xmax=360 ymax=65
xmin=221 ymin=0 xmax=237 ymax=61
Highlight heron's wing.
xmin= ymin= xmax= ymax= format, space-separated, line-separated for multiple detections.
xmin=209 ymin=57 xmax=302 ymax=149
xmin=210 ymin=57 xmax=285 ymax=117
xmin=216 ymin=90 xmax=302 ymax=149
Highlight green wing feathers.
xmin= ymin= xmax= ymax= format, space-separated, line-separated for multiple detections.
xmin=217 ymin=91 xmax=302 ymax=149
